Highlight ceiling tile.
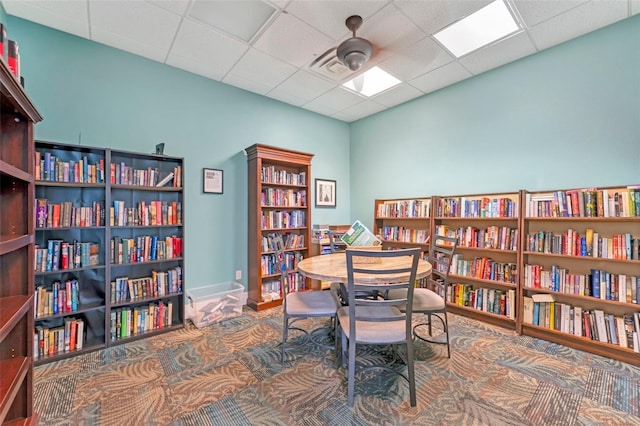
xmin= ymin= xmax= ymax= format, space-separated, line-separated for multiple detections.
xmin=371 ymin=82 xmax=424 ymax=107
xmin=330 ymin=110 xmax=359 ymax=122
xmin=395 ymin=0 xmax=493 ymax=34
xmin=527 ymin=0 xmax=629 ymax=51
xmin=377 ymin=36 xmax=453 ymax=81
xmin=513 ymin=0 xmax=589 ymax=28
xmin=267 ymin=70 xmax=336 ymax=106
xmin=221 ymin=73 xmax=272 ymax=95
xmin=302 ymin=86 xmax=365 ymax=115
xmin=223 ymin=48 xmax=296 ymax=91
xmin=253 ymin=12 xmax=334 ymax=67
xmin=409 ymin=61 xmax=472 ymax=94
xmin=188 ymin=0 xmax=277 ymax=43
xmin=167 ymin=19 xmax=248 ymax=80
xmin=146 ymin=0 xmax=190 ymax=17
xmin=285 ymin=0 xmax=388 ymax=39
xmin=1 ymin=0 xmax=90 ymax=38
xmin=359 ymin=3 xmax=426 ymax=63
xmin=458 ymin=31 xmax=537 ymax=75
xmin=90 ymin=1 xmax=181 ymax=51
xmin=336 ymin=99 xmax=386 ymax=120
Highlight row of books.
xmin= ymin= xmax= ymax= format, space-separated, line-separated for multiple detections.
xmin=36 ymin=199 xmax=104 ymax=228
xmin=523 ymin=296 xmax=639 ymax=351
xmin=110 ymin=301 xmax=173 ymax=342
xmin=111 ymin=200 xmax=182 ymax=227
xmin=110 ymin=235 xmax=183 ymax=264
xmin=110 ymin=267 xmax=183 ymax=304
xmin=110 ymin=163 xmax=182 ymax=188
xmin=34 ymin=279 xmax=80 ymax=318
xmin=436 ymin=225 xmax=518 ymax=251
xmin=525 ymin=229 xmax=639 ymax=260
xmin=261 ymin=232 xmax=305 ymax=253
xmin=34 ymin=318 xmax=85 ymax=359
xmin=523 ymin=264 xmax=639 ymax=304
xmin=260 ymin=167 xmax=306 ymax=186
xmin=380 ymin=226 xmax=429 ymax=244
xmin=35 ymin=151 xmax=105 ymax=183
xmin=35 ymin=240 xmax=99 ymax=272
xmin=447 ymin=284 xmax=516 ymax=319
xmin=436 ymin=196 xmax=518 ymax=218
xmin=526 ymin=187 xmax=640 ymax=218
xmin=261 ymin=252 xmax=303 ymax=276
xmin=261 ymin=280 xmax=282 ymax=302
xmin=260 ymin=188 xmax=307 ymax=207
xmin=260 ymin=210 xmax=306 ymax=230
xmin=450 ymin=254 xmax=518 ymax=284
xmin=376 ymin=199 xmax=430 ymax=218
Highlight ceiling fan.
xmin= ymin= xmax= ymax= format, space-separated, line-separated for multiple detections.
xmin=311 ymin=15 xmax=373 ymax=72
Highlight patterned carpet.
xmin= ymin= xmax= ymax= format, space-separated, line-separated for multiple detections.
xmin=34 ymin=307 xmax=640 ymax=425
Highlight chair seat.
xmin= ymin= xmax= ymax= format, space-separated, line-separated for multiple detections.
xmin=337 ymin=305 xmax=406 ymax=344
xmin=286 ymin=290 xmax=339 ymax=316
xmin=387 ymin=288 xmax=445 ymax=311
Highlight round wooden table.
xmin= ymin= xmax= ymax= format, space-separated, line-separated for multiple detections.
xmin=297 ymin=252 xmax=432 ymax=284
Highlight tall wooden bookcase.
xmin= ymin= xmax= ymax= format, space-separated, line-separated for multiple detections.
xmin=33 ymin=140 xmax=184 ymax=364
xmin=0 ymin=59 xmax=42 ymax=424
xmin=246 ymin=144 xmax=312 ymax=311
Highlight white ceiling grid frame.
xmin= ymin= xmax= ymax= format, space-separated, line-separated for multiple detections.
xmin=458 ymin=30 xmax=537 ymax=75
xmin=526 ymin=0 xmax=630 ymax=50
xmin=333 ymin=98 xmax=387 ymax=121
xmin=266 ymin=69 xmax=336 ymax=106
xmin=302 ymin=86 xmax=365 ymax=116
xmin=371 ymin=82 xmax=425 ymax=108
xmin=395 ymin=0 xmax=495 ymax=35
xmin=89 ymin=0 xmax=182 ymax=63
xmin=166 ymin=18 xmax=249 ymax=81
xmin=409 ymin=61 xmax=473 ymax=95
xmin=2 ymin=0 xmax=90 ymax=38
xmin=222 ymin=48 xmax=297 ymax=95
xmin=252 ymin=11 xmax=334 ymax=67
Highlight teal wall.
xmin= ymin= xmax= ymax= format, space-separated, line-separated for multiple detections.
xmin=7 ymin=16 xmax=352 ymax=289
xmin=350 ymin=15 xmax=640 ymax=227
xmin=6 ymin=14 xmax=640 ymax=291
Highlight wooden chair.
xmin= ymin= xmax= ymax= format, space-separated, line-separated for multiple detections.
xmin=337 ymin=247 xmax=421 ymax=407
xmin=276 ymin=235 xmax=340 ymax=365
xmin=388 ymin=235 xmax=458 ymax=358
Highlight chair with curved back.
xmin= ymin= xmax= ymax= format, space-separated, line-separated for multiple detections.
xmin=276 ymin=234 xmax=340 ymax=365
xmin=389 ymin=234 xmax=457 ymax=358
xmin=337 ymin=247 xmax=421 ymax=407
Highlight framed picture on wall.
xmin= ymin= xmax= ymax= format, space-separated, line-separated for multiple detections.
xmin=315 ymin=178 xmax=336 ymax=207
xmin=203 ymin=168 xmax=223 ymax=194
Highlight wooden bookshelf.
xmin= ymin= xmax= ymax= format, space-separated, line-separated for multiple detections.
xmin=245 ymin=144 xmax=312 ymax=311
xmin=373 ymin=197 xmax=431 ymax=253
xmin=33 ymin=141 xmax=184 ymax=363
xmin=432 ymin=192 xmax=520 ymax=331
xmin=0 ymin=58 xmax=42 ymax=425
xmin=521 ymin=185 xmax=640 ymax=366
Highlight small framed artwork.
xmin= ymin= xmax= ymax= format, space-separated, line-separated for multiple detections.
xmin=203 ymin=168 xmax=223 ymax=194
xmin=315 ymin=178 xmax=336 ymax=207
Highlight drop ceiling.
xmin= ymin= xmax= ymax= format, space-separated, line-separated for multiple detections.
xmin=2 ymin=0 xmax=637 ymax=122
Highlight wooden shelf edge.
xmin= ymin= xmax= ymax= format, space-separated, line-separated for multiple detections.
xmin=0 ymin=59 xmax=42 ymax=122
xmin=108 ymin=323 xmax=185 ymax=346
xmin=247 ymin=298 xmax=282 ymax=311
xmin=34 ymin=342 xmax=106 ymax=366
xmin=0 ymin=235 xmax=33 ymax=256
xmin=448 ymin=305 xmax=516 ymax=330
xmin=522 ymin=287 xmax=640 ymax=308
xmin=0 ymin=357 xmax=30 ymax=424
xmin=522 ymin=324 xmax=640 ymax=367
xmin=0 ymin=161 xmax=32 ymax=183
xmin=449 ymin=274 xmax=517 ymax=288
xmin=3 ymin=413 xmax=38 ymax=426
xmin=0 ymin=295 xmax=33 ymax=343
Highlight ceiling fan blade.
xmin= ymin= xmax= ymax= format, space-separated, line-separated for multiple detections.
xmin=310 ymin=47 xmax=337 ymax=68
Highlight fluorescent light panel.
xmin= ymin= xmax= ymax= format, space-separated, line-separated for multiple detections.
xmin=433 ymin=0 xmax=520 ymax=58
xmin=342 ymin=67 xmax=401 ymax=97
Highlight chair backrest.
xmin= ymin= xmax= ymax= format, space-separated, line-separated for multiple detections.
xmin=427 ymin=235 xmax=458 ymax=301
xmin=345 ymin=248 xmax=421 ymax=340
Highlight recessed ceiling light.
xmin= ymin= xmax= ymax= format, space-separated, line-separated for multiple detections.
xmin=342 ymin=67 xmax=401 ymax=97
xmin=433 ymin=0 xmax=521 ymax=58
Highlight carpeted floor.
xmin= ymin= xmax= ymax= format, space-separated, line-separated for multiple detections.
xmin=34 ymin=307 xmax=640 ymax=425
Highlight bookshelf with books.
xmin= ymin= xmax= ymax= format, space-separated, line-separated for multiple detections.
xmin=433 ymin=192 xmax=520 ymax=330
xmin=310 ymin=224 xmax=350 ymax=290
xmin=0 ymin=58 xmax=42 ymax=424
xmin=521 ymin=185 xmax=640 ymax=366
xmin=246 ymin=144 xmax=312 ymax=311
xmin=33 ymin=141 xmax=184 ymax=364
xmin=373 ymin=197 xmax=432 ymax=254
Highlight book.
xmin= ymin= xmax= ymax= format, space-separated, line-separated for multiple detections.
xmin=522 ymin=296 xmax=534 ymax=324
xmin=156 ymin=172 xmax=174 ymax=187
xmin=341 ymin=220 xmax=382 ymax=247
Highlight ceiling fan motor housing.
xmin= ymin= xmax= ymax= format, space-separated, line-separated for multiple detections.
xmin=337 ymin=37 xmax=373 ymax=71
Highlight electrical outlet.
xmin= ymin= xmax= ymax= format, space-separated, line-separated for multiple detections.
xmin=235 ymin=270 xmax=242 ymax=280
